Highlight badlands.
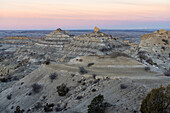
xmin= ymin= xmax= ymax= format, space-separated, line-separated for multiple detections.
xmin=0 ymin=27 xmax=169 ymax=113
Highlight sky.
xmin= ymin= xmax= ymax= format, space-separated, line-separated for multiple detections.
xmin=0 ymin=0 xmax=170 ymax=30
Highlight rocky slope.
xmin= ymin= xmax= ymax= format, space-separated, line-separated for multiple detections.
xmin=0 ymin=55 xmax=169 ymax=113
xmin=126 ymin=29 xmax=170 ymax=72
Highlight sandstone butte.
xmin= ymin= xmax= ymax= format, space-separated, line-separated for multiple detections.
xmin=94 ymin=26 xmax=100 ymax=33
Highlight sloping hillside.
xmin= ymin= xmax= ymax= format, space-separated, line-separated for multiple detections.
xmin=0 ymin=56 xmax=169 ymax=113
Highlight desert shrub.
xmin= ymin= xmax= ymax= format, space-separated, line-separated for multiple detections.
xmin=44 ymin=59 xmax=50 ymax=65
xmin=31 ymin=83 xmax=42 ymax=94
xmin=34 ymin=102 xmax=43 ymax=110
xmin=87 ymin=63 xmax=95 ymax=67
xmin=14 ymin=106 xmax=24 ymax=113
xmin=162 ymin=39 xmax=169 ymax=45
xmin=88 ymin=94 xmax=109 ymax=113
xmin=76 ymin=96 xmax=83 ymax=100
xmin=0 ymin=78 xmax=8 ymax=82
xmin=146 ymin=58 xmax=156 ymax=65
xmin=164 ymin=70 xmax=170 ymax=76
xmin=138 ymin=51 xmax=148 ymax=61
xmin=140 ymin=85 xmax=170 ymax=113
xmin=110 ymin=52 xmax=129 ymax=58
xmin=49 ymin=72 xmax=58 ymax=82
xmin=79 ymin=59 xmax=83 ymax=62
xmin=92 ymin=74 xmax=97 ymax=79
xmin=44 ymin=103 xmax=54 ymax=112
xmin=162 ymin=46 xmax=166 ymax=51
xmin=144 ymin=67 xmax=150 ymax=71
xmin=92 ymin=89 xmax=97 ymax=92
xmin=71 ymin=73 xmax=75 ymax=77
xmin=99 ymin=47 xmax=110 ymax=52
xmin=56 ymin=83 xmax=69 ymax=96
xmin=79 ymin=67 xmax=88 ymax=74
xmin=93 ymin=79 xmax=100 ymax=84
xmin=6 ymin=94 xmax=12 ymax=100
xmin=0 ymin=75 xmax=12 ymax=82
xmin=120 ymin=84 xmax=128 ymax=89
xmin=55 ymin=107 xmax=63 ymax=112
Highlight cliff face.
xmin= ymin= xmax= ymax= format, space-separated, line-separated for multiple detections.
xmin=139 ymin=29 xmax=170 ymax=55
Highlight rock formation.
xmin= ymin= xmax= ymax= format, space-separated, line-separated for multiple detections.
xmin=139 ymin=29 xmax=170 ymax=55
xmin=11 ymin=27 xmax=129 ymax=63
xmin=0 ymin=36 xmax=31 ymax=45
xmin=35 ymin=28 xmax=73 ymax=50
xmin=127 ymin=29 xmax=170 ymax=72
xmin=94 ymin=26 xmax=100 ymax=33
xmin=61 ymin=27 xmax=129 ymax=61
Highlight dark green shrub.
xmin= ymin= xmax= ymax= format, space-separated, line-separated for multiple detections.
xmin=6 ymin=94 xmax=12 ymax=100
xmin=44 ymin=103 xmax=54 ymax=112
xmin=164 ymin=70 xmax=170 ymax=76
xmin=34 ymin=102 xmax=43 ymax=110
xmin=49 ymin=72 xmax=58 ymax=82
xmin=79 ymin=67 xmax=88 ymax=74
xmin=14 ymin=106 xmax=24 ymax=113
xmin=140 ymin=85 xmax=170 ymax=113
xmin=120 ymin=84 xmax=128 ymax=89
xmin=162 ymin=39 xmax=169 ymax=45
xmin=44 ymin=59 xmax=50 ymax=65
xmin=57 ymin=83 xmax=69 ymax=96
xmin=88 ymin=94 xmax=108 ymax=113
xmin=31 ymin=83 xmax=42 ymax=94
xmin=144 ymin=67 xmax=150 ymax=71
xmin=146 ymin=58 xmax=154 ymax=65
xmin=87 ymin=63 xmax=95 ymax=67
xmin=138 ymin=51 xmax=148 ymax=61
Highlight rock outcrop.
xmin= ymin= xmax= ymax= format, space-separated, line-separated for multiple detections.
xmin=61 ymin=27 xmax=129 ymax=61
xmin=12 ymin=27 xmax=129 ymax=63
xmin=139 ymin=29 xmax=170 ymax=55
xmin=35 ymin=28 xmax=73 ymax=50
xmin=127 ymin=29 xmax=170 ymax=72
xmin=0 ymin=37 xmax=31 ymax=45
xmin=94 ymin=26 xmax=100 ymax=33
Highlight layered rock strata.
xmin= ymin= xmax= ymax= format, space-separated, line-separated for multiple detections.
xmin=61 ymin=27 xmax=129 ymax=61
xmin=127 ymin=29 xmax=170 ymax=72
xmin=35 ymin=28 xmax=73 ymax=50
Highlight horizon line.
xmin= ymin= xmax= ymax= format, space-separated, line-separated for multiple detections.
xmin=0 ymin=28 xmax=170 ymax=31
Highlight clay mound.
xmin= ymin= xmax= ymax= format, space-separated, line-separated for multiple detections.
xmin=60 ymin=27 xmax=129 ymax=62
xmin=36 ymin=28 xmax=73 ymax=48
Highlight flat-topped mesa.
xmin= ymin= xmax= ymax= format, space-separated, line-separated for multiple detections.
xmin=35 ymin=28 xmax=73 ymax=49
xmin=139 ymin=29 xmax=170 ymax=54
xmin=0 ymin=36 xmax=31 ymax=45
